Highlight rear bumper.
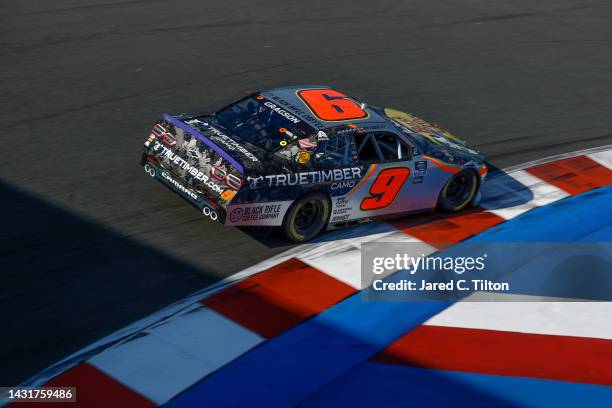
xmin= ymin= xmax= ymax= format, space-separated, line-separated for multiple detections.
xmin=142 ymin=160 xmax=225 ymax=224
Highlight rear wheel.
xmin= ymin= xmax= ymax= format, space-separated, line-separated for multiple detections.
xmin=437 ymin=170 xmax=478 ymax=212
xmin=282 ymin=192 xmax=331 ymax=242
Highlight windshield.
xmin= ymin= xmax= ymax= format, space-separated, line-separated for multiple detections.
xmin=216 ymin=96 xmax=315 ymax=152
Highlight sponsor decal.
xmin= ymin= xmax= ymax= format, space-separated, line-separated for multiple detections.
xmin=317 ymin=130 xmax=329 ymax=141
xmin=413 ymin=160 xmax=428 ymax=182
xmin=331 ymin=214 xmax=351 ymax=222
xmin=185 ymin=119 xmax=259 ymax=163
xmin=335 ymin=196 xmax=350 ymax=207
xmin=295 ymin=150 xmax=311 ymax=164
xmin=153 ymin=142 xmax=224 ymax=194
xmin=336 ymin=123 xmax=385 ymax=135
xmin=337 ymin=127 xmax=361 ymax=135
xmin=248 ymin=167 xmax=363 ymax=188
xmin=269 ymin=95 xmax=326 ymax=130
xmin=331 ymin=195 xmax=353 ymax=222
xmin=399 ymin=115 xmax=439 ymax=134
xmin=247 ymin=175 xmax=265 ymax=189
xmin=229 ymin=203 xmax=282 ymax=223
xmin=161 ymin=171 xmax=199 ymax=200
xmin=229 ymin=207 xmax=243 ymax=223
xmin=263 ymin=101 xmax=301 ymax=124
xmin=331 ymin=180 xmax=356 ymax=190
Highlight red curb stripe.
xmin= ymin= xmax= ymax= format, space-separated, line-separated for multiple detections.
xmin=202 ymin=258 xmax=356 ymax=338
xmin=390 ymin=209 xmax=505 ymax=248
xmin=9 ymin=363 xmax=155 ymax=407
xmin=526 ymin=155 xmax=612 ymax=195
xmin=374 ymin=325 xmax=612 ymax=386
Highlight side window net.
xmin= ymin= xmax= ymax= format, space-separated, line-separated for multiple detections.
xmin=354 ymin=132 xmax=411 ymax=163
xmin=314 ymin=133 xmax=351 ymax=166
xmin=354 ymin=133 xmax=382 ymax=163
xmin=375 ymin=133 xmax=411 ymax=161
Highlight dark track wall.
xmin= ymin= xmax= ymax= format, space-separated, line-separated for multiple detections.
xmin=2 ymin=0 xmax=612 ymax=384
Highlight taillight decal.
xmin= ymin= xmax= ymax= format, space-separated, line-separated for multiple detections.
xmin=226 ymin=174 xmax=242 ymax=190
xmin=152 ymin=124 xmax=166 ymax=137
xmin=220 ymin=190 xmax=236 ymax=201
xmin=162 ymin=133 xmax=177 ymax=147
xmin=211 ymin=166 xmax=227 ymax=181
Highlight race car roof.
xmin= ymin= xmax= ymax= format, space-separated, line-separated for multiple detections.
xmin=260 ymin=85 xmax=389 ymax=130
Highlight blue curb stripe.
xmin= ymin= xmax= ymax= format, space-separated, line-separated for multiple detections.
xmin=165 ymin=298 xmax=449 ymax=407
xmin=166 ymin=186 xmax=612 ymax=407
xmin=301 ymin=362 xmax=612 ymax=408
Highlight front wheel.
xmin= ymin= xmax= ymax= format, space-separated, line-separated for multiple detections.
xmin=282 ymin=192 xmax=331 ymax=242
xmin=437 ymin=169 xmax=478 ymax=212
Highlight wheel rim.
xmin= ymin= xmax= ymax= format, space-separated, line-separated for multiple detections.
xmin=294 ymin=199 xmax=322 ymax=235
xmin=445 ymin=174 xmax=472 ymax=207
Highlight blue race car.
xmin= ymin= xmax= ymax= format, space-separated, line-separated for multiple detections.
xmin=142 ymin=85 xmax=487 ymax=241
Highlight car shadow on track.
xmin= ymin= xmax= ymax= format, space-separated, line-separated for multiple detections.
xmin=0 ymin=180 xmax=218 ymax=385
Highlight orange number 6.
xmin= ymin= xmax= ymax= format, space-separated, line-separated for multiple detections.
xmin=298 ymin=89 xmax=368 ymax=121
xmin=361 ymin=167 xmax=410 ymax=210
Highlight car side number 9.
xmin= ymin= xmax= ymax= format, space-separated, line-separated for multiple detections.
xmin=360 ymin=167 xmax=411 ymax=210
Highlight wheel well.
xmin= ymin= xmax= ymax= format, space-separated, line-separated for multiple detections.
xmin=283 ymin=189 xmax=332 ymax=226
xmin=307 ymin=189 xmax=332 ymax=206
xmin=466 ymin=168 xmax=481 ymax=191
xmin=455 ymin=168 xmax=481 ymax=193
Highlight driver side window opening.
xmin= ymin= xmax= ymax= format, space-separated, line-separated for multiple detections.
xmin=354 ymin=132 xmax=411 ymax=163
xmin=314 ymin=133 xmax=351 ymax=166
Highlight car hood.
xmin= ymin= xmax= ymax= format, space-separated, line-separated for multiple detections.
xmin=383 ymin=108 xmax=484 ymax=166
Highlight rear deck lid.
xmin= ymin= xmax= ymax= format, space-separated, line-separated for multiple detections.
xmin=144 ymin=114 xmax=253 ymax=207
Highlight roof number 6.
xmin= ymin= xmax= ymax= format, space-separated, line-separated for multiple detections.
xmin=298 ymin=89 xmax=368 ymax=121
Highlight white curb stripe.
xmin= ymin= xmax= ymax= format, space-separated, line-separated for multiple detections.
xmin=300 ymin=229 xmax=437 ymax=289
xmin=588 ymin=150 xmax=612 ymax=170
xmin=424 ymin=294 xmax=612 ymax=340
xmin=480 ymin=170 xmax=569 ymax=220
xmin=89 ymin=306 xmax=263 ymax=405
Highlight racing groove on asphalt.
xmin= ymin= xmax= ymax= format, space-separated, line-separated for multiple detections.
xmin=2 ymin=0 xmax=612 ymax=385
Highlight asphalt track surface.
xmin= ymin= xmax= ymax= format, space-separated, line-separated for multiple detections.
xmin=2 ymin=0 xmax=612 ymax=385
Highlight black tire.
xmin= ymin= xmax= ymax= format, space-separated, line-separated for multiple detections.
xmin=282 ymin=191 xmax=331 ymax=242
xmin=437 ymin=169 xmax=478 ymax=212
